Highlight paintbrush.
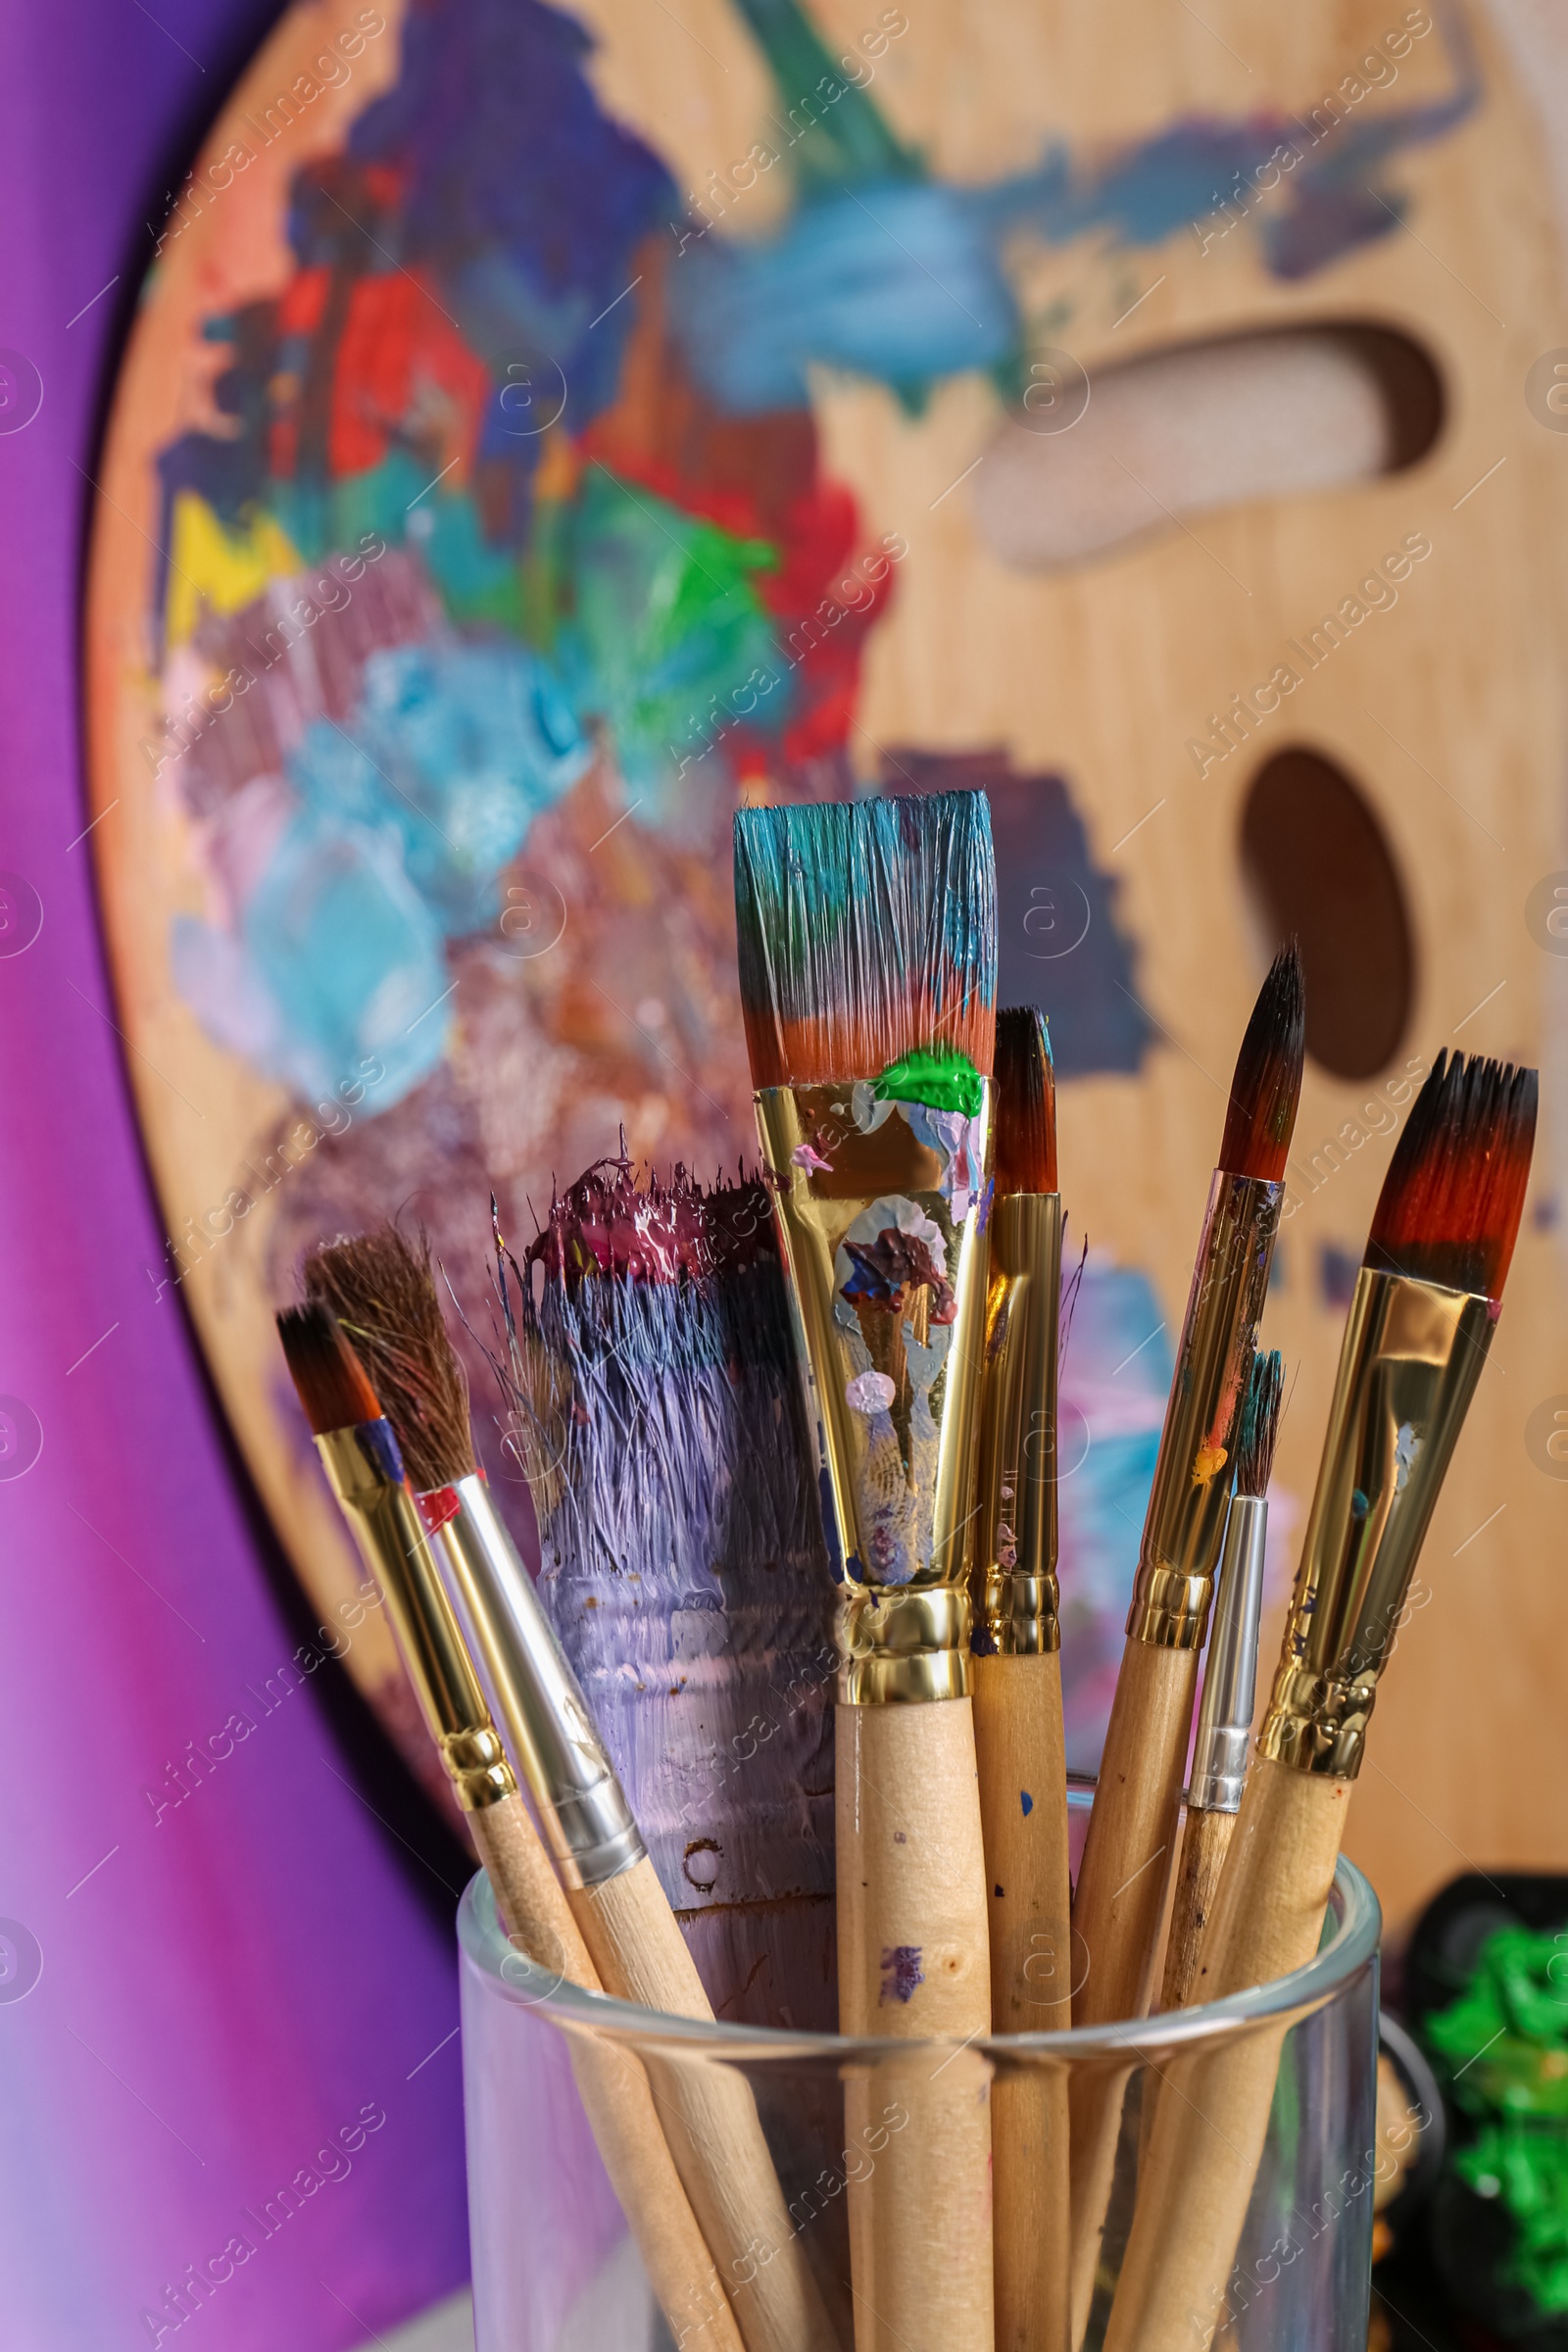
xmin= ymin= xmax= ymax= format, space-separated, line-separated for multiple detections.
xmin=1157 ymin=1347 xmax=1282 ymax=2016
xmin=304 ymin=1231 xmax=837 ymax=2352
xmin=970 ymin=1004 xmax=1072 ymax=2352
xmin=1067 ymin=943 xmax=1304 ymax=2340
xmin=734 ymin=787 xmax=998 ymax=2352
xmin=488 ymin=1157 xmax=837 ymax=2035
xmin=1104 ymin=1050 xmax=1537 ymax=2352
xmin=274 ymin=1304 xmax=742 ymax=2352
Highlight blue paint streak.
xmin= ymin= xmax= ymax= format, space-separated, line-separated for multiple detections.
xmin=676 ymin=7 xmax=1481 ymax=413
xmin=1020 ymin=1789 xmax=1034 ymax=1817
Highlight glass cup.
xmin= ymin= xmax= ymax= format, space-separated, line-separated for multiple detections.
xmin=458 ymin=1786 xmax=1384 ymax=2351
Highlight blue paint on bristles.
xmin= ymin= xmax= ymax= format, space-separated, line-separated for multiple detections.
xmin=733 ymin=789 xmax=998 ymax=1090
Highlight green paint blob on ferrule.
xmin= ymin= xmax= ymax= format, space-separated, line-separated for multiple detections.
xmin=872 ymin=1043 xmax=983 ymax=1118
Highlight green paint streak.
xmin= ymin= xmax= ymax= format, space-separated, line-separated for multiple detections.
xmin=873 ymin=1043 xmax=983 ymax=1118
xmin=728 ymin=0 xmax=922 ymax=193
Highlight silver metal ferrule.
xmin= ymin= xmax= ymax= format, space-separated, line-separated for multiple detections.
xmin=425 ymin=1472 xmax=645 ymax=1887
xmin=1188 ymin=1493 xmax=1267 ymax=1814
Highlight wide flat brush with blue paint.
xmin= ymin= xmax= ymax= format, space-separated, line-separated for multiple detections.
xmin=304 ymin=1229 xmax=837 ymax=2352
xmin=1067 ymin=943 xmax=1304 ymax=2344
xmin=971 ymin=1004 xmax=1071 ymax=2352
xmin=734 ymin=787 xmax=998 ymax=2352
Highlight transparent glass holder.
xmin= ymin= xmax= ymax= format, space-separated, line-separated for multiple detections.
xmin=458 ymin=1786 xmax=1382 ymax=2350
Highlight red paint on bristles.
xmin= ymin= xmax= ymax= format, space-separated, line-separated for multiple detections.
xmin=1218 ymin=942 xmax=1305 ymax=1181
xmin=1364 ymin=1050 xmax=1537 ymax=1301
xmin=276 ymin=1301 xmax=382 ymax=1436
xmin=994 ymin=1006 xmax=1056 ymax=1195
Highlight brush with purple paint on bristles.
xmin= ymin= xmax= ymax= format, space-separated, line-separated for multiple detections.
xmin=273 ymin=1303 xmax=744 ymax=2352
xmin=1104 ymin=1049 xmax=1537 ymax=2352
xmin=971 ymin=1004 xmax=1072 ymax=2352
xmin=303 ymin=1228 xmax=838 ymax=2352
xmin=489 ymin=1157 xmax=838 ymax=2037
xmin=1067 ymin=943 xmax=1305 ymax=2340
xmin=734 ymin=788 xmax=998 ymax=2352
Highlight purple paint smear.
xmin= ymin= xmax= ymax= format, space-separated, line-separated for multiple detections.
xmin=879 ymin=1945 xmax=925 ymax=2005
xmin=0 ymin=8 xmax=468 ymax=2346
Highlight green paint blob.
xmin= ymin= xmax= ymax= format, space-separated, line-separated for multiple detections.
xmin=1425 ymin=1923 xmax=1568 ymax=2316
xmin=873 ymin=1043 xmax=983 ymax=1118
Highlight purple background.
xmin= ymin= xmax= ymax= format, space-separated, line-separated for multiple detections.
xmin=0 ymin=5 xmax=470 ymax=2345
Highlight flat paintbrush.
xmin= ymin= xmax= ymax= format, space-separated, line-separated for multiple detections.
xmin=274 ymin=1305 xmax=741 ymax=2352
xmin=971 ymin=1005 xmax=1071 ymax=2352
xmin=304 ymin=1231 xmax=836 ymax=2352
xmin=1156 ymin=1347 xmax=1281 ymax=2015
xmin=1105 ymin=1050 xmax=1537 ymax=2352
xmin=1067 ymin=944 xmax=1304 ymax=2341
xmin=735 ymin=787 xmax=998 ymax=2352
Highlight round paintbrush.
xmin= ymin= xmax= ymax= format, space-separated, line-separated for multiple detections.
xmin=1157 ymin=1347 xmax=1283 ymax=2015
xmin=1105 ymin=1050 xmax=1537 ymax=2352
xmin=1067 ymin=942 xmax=1304 ymax=2343
xmin=275 ymin=1304 xmax=743 ymax=2352
xmin=304 ymin=1230 xmax=837 ymax=2352
xmin=971 ymin=1004 xmax=1073 ymax=2352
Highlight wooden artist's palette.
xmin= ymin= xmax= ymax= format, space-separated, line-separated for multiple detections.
xmin=87 ymin=0 xmax=1568 ymax=1917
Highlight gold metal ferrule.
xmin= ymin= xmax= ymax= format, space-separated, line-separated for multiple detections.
xmin=973 ymin=1191 xmax=1062 ymax=1655
xmin=1126 ymin=1170 xmax=1283 ymax=1650
xmin=755 ymin=1078 xmax=994 ymax=1705
xmin=314 ymin=1428 xmax=516 ymax=1812
xmin=1259 ymin=1267 xmax=1494 ymax=1780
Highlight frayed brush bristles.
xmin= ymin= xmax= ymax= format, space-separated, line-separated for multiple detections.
xmin=276 ymin=1302 xmax=381 ymax=1436
xmin=1219 ymin=942 xmax=1305 ymax=1182
xmin=1364 ymin=1050 xmax=1537 ymax=1300
xmin=1235 ymin=1348 xmax=1283 ymax=1500
xmin=304 ymin=1229 xmax=476 ymax=1491
xmin=994 ymin=1005 xmax=1056 ymax=1195
xmin=734 ymin=789 xmax=997 ymax=1089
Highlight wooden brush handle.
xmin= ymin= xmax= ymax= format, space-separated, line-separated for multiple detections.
xmin=1157 ymin=1804 xmax=1238 ymax=2016
xmin=837 ymin=1697 xmax=994 ymax=2352
xmin=1101 ymin=1755 xmax=1350 ymax=2352
xmin=1066 ymin=1636 xmax=1199 ymax=2342
xmin=468 ymin=1797 xmax=744 ymax=2352
xmin=574 ymin=1853 xmax=839 ymax=2352
xmin=974 ymin=1650 xmax=1071 ymax=2352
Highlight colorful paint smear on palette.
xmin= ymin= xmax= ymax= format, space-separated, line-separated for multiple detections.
xmin=153 ymin=0 xmax=1475 ymax=1765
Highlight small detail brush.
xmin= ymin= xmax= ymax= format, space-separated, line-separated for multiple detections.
xmin=1157 ymin=1348 xmax=1282 ymax=2015
xmin=305 ymin=1232 xmax=836 ymax=2352
xmin=1067 ymin=943 xmax=1303 ymax=2341
xmin=971 ymin=1005 xmax=1072 ymax=2352
xmin=275 ymin=1306 xmax=741 ymax=2352
xmin=735 ymin=788 xmax=998 ymax=2352
xmin=1105 ymin=1050 xmax=1537 ymax=2352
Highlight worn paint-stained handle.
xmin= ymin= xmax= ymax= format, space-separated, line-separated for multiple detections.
xmin=1067 ymin=1636 xmax=1200 ymax=2342
xmin=837 ymin=1698 xmax=994 ymax=2352
xmin=1158 ymin=1803 xmax=1238 ymax=2016
xmin=468 ymin=1798 xmax=744 ymax=2352
xmin=1102 ymin=1756 xmax=1351 ymax=2352
xmin=575 ymin=1853 xmax=840 ymax=2352
xmin=974 ymin=1649 xmax=1071 ymax=2352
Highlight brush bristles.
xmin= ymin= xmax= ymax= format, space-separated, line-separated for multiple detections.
xmin=276 ymin=1302 xmax=382 ymax=1436
xmin=994 ymin=1005 xmax=1056 ymax=1195
xmin=1235 ymin=1348 xmax=1283 ymax=1499
xmin=1218 ymin=942 xmax=1305 ymax=1182
xmin=304 ymin=1229 xmax=475 ymax=1491
xmin=1364 ymin=1050 xmax=1537 ymax=1299
xmin=733 ymin=789 xmax=997 ymax=1089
